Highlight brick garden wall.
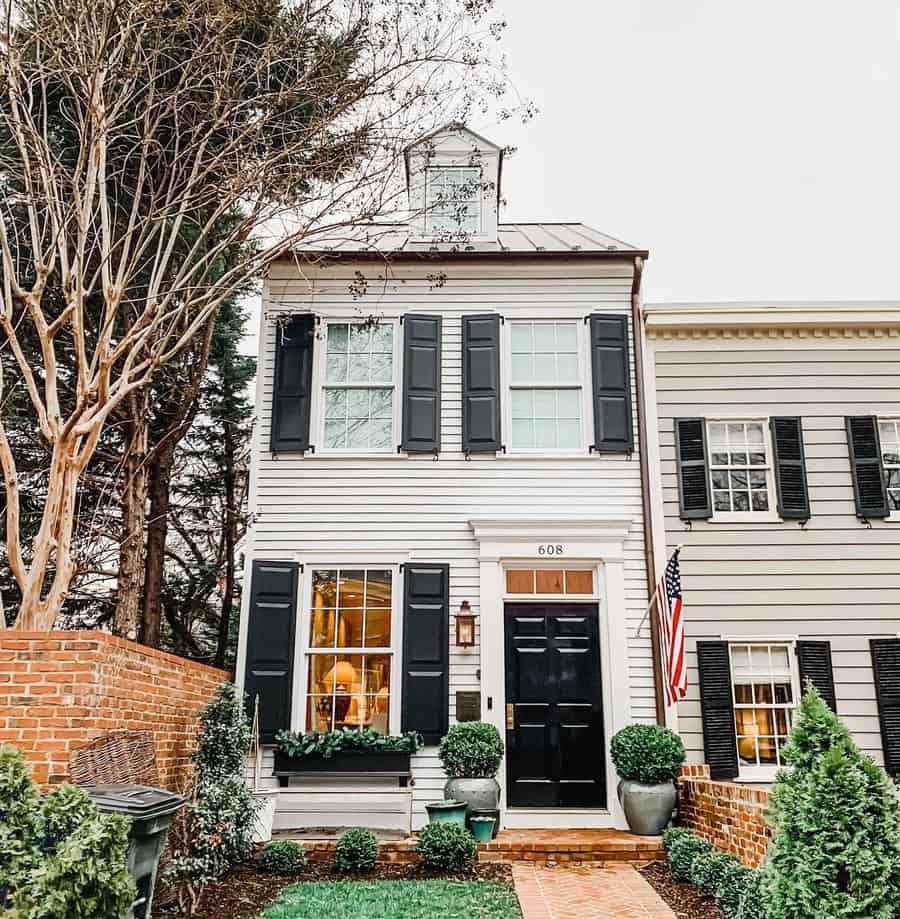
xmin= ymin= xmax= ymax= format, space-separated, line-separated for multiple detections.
xmin=0 ymin=630 xmax=228 ymax=788
xmin=678 ymin=765 xmax=771 ymax=868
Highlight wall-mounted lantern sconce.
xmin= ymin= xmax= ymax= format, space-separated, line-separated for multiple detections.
xmin=455 ymin=600 xmax=476 ymax=647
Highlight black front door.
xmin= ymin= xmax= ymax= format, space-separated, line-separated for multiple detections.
xmin=504 ymin=603 xmax=606 ymax=808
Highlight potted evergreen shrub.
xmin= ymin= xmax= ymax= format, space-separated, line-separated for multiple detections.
xmin=610 ymin=724 xmax=685 ymax=835
xmin=438 ymin=722 xmax=504 ymax=817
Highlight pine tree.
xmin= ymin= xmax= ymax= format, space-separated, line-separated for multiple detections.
xmin=763 ymin=686 xmax=900 ymax=919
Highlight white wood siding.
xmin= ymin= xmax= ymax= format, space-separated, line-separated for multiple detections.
xmin=648 ymin=329 xmax=900 ymax=768
xmin=246 ymin=259 xmax=653 ymax=826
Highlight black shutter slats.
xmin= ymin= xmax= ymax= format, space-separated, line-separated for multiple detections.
xmin=796 ymin=640 xmax=836 ymax=711
xmin=462 ymin=314 xmax=501 ymax=453
xmin=401 ymin=314 xmax=442 ymax=453
xmin=588 ymin=314 xmax=633 ymax=453
xmin=871 ymin=639 xmax=900 ymax=776
xmin=402 ymin=563 xmax=450 ymax=744
xmin=675 ymin=418 xmax=712 ymax=520
xmin=846 ymin=416 xmax=889 ymax=519
xmin=770 ymin=417 xmax=810 ymax=519
xmin=270 ymin=315 xmax=315 ymax=453
xmin=697 ymin=641 xmax=739 ymax=780
xmin=243 ymin=560 xmax=299 ymax=743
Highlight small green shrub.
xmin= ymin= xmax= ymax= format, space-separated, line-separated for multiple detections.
xmin=438 ymin=722 xmax=504 ymax=779
xmin=334 ymin=829 xmax=378 ymax=873
xmin=261 ymin=841 xmax=306 ymax=874
xmin=276 ymin=728 xmax=423 ymax=760
xmin=666 ymin=830 xmax=711 ymax=883
xmin=715 ymin=861 xmax=766 ymax=919
xmin=416 ymin=822 xmax=477 ymax=873
xmin=691 ymin=849 xmax=742 ymax=897
xmin=610 ymin=724 xmax=685 ymax=784
xmin=661 ymin=826 xmax=692 ymax=857
xmin=0 ymin=746 xmax=42 ymax=898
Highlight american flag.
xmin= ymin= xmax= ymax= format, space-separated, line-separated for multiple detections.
xmin=657 ymin=549 xmax=687 ymax=705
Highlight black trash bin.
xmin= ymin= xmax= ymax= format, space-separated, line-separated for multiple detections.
xmin=84 ymin=784 xmax=184 ymax=919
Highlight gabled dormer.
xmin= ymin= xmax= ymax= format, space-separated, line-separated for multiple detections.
xmin=404 ymin=123 xmax=503 ymax=249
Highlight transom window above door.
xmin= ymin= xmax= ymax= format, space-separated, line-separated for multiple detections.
xmin=880 ymin=419 xmax=900 ymax=513
xmin=306 ymin=568 xmax=394 ymax=733
xmin=322 ymin=321 xmax=395 ymax=451
xmin=508 ymin=320 xmax=584 ymax=451
xmin=505 ymin=568 xmax=595 ymax=595
xmin=707 ymin=420 xmax=773 ymax=515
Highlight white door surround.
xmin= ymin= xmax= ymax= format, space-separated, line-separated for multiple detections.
xmin=469 ymin=515 xmax=635 ymax=830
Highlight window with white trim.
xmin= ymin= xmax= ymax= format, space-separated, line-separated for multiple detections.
xmin=322 ymin=321 xmax=395 ymax=451
xmin=880 ymin=419 xmax=900 ymax=513
xmin=730 ymin=642 xmax=797 ymax=771
xmin=508 ymin=320 xmax=583 ymax=450
xmin=708 ymin=420 xmax=773 ymax=515
xmin=425 ymin=167 xmax=482 ymax=235
xmin=306 ymin=568 xmax=394 ymax=733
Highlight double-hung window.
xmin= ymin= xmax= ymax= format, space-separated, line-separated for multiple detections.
xmin=306 ymin=568 xmax=395 ymax=733
xmin=730 ymin=642 xmax=797 ymax=776
xmin=880 ymin=419 xmax=900 ymax=514
xmin=322 ymin=321 xmax=396 ymax=451
xmin=425 ymin=167 xmax=482 ymax=236
xmin=708 ymin=420 xmax=774 ymax=517
xmin=508 ymin=320 xmax=584 ymax=451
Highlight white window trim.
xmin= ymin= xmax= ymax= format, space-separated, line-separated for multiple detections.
xmin=312 ymin=317 xmax=403 ymax=457
xmin=878 ymin=416 xmax=900 ymax=522
xmin=726 ymin=638 xmax=800 ymax=783
xmin=500 ymin=318 xmax=593 ymax=456
xmin=293 ymin=563 xmax=404 ymax=736
xmin=707 ymin=417 xmax=780 ymax=523
xmin=423 ymin=165 xmax=485 ymax=240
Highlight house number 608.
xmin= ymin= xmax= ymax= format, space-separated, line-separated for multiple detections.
xmin=538 ymin=544 xmax=564 ymax=556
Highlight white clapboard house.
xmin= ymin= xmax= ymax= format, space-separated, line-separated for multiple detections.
xmin=643 ymin=302 xmax=900 ymax=785
xmin=236 ymin=124 xmax=659 ymax=832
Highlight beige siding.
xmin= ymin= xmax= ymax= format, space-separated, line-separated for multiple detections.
xmin=649 ymin=330 xmax=900 ymax=768
xmin=246 ymin=259 xmax=654 ymax=827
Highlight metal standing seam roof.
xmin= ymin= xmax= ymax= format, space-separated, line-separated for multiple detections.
xmin=286 ymin=222 xmax=647 ymax=259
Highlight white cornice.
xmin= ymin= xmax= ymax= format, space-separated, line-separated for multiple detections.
xmin=469 ymin=515 xmax=633 ymax=545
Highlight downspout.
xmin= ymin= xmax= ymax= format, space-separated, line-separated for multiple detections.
xmin=630 ymin=255 xmax=666 ymax=724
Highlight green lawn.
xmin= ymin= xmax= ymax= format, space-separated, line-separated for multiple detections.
xmin=259 ymin=879 xmax=521 ymax=919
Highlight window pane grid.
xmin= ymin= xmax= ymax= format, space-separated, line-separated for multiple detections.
xmin=709 ymin=421 xmax=770 ymax=513
xmin=730 ymin=643 xmax=794 ymax=768
xmin=880 ymin=419 xmax=900 ymax=511
xmin=426 ymin=167 xmax=481 ymax=234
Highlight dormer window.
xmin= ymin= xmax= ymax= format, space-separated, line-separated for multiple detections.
xmin=425 ymin=166 xmax=482 ymax=235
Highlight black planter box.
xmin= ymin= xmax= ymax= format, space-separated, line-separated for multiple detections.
xmin=273 ymin=749 xmax=412 ymax=786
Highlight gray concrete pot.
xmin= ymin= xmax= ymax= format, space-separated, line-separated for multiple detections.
xmin=444 ymin=777 xmax=500 ymax=814
xmin=617 ymin=779 xmax=676 ymax=836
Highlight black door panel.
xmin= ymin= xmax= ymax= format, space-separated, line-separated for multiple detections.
xmin=505 ymin=603 xmax=605 ymax=808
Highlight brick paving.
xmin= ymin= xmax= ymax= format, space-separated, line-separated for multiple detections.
xmin=513 ymin=863 xmax=676 ymax=919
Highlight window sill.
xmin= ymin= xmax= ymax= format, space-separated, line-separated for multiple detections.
xmin=734 ymin=766 xmax=782 ymax=784
xmin=709 ymin=512 xmax=782 ymax=524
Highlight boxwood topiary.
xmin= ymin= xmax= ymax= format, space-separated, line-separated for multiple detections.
xmin=260 ymin=840 xmax=306 ymax=874
xmin=438 ymin=722 xmax=504 ymax=779
xmin=661 ymin=826 xmax=693 ymax=857
xmin=416 ymin=822 xmax=477 ymax=873
xmin=610 ymin=724 xmax=685 ymax=785
xmin=334 ymin=828 xmax=378 ymax=873
xmin=691 ymin=849 xmax=742 ymax=897
xmin=666 ymin=830 xmax=712 ymax=883
xmin=715 ymin=860 xmax=764 ymax=919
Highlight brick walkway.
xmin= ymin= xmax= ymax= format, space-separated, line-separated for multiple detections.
xmin=513 ymin=863 xmax=675 ymax=919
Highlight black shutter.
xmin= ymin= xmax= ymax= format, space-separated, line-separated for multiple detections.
xmin=675 ymin=418 xmax=712 ymax=520
xmin=871 ymin=639 xmax=900 ymax=777
xmin=462 ymin=314 xmax=501 ymax=453
xmin=243 ymin=560 xmax=299 ymax=743
xmin=270 ymin=315 xmax=315 ymax=453
xmin=401 ymin=314 xmax=442 ymax=453
xmin=846 ymin=416 xmax=889 ymax=518
xmin=796 ymin=641 xmax=836 ymax=711
xmin=697 ymin=641 xmax=739 ymax=780
xmin=770 ymin=417 xmax=810 ymax=519
xmin=402 ymin=563 xmax=450 ymax=744
xmin=589 ymin=315 xmax=633 ymax=453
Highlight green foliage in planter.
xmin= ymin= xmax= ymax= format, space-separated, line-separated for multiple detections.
xmin=261 ymin=841 xmax=306 ymax=874
xmin=438 ymin=722 xmax=504 ymax=779
xmin=610 ymin=724 xmax=685 ymax=784
xmin=691 ymin=849 xmax=742 ymax=897
xmin=416 ymin=822 xmax=477 ymax=873
xmin=275 ymin=728 xmax=423 ymax=760
xmin=334 ymin=829 xmax=378 ymax=873
xmin=762 ymin=686 xmax=900 ymax=919
xmin=665 ymin=829 xmax=712 ymax=883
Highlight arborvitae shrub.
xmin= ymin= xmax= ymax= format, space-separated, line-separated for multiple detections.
xmin=763 ymin=686 xmax=900 ymax=919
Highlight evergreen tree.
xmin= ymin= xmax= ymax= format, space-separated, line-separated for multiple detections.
xmin=763 ymin=686 xmax=900 ymax=919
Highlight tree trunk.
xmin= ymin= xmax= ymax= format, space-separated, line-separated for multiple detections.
xmin=214 ymin=423 xmax=237 ymax=668
xmin=141 ymin=440 xmax=176 ymax=648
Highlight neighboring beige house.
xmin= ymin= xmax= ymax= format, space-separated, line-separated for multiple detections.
xmin=643 ymin=302 xmax=900 ymax=783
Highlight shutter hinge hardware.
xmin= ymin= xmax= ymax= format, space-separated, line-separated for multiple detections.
xmin=433 ymin=448 xmax=439 ymax=462
xmin=305 ymin=445 xmax=316 ymax=455
xmin=464 ymin=449 xmax=472 ymax=461
xmin=861 ymin=516 xmax=873 ymax=529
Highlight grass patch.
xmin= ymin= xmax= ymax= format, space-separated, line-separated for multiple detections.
xmin=259 ymin=879 xmax=521 ymax=918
